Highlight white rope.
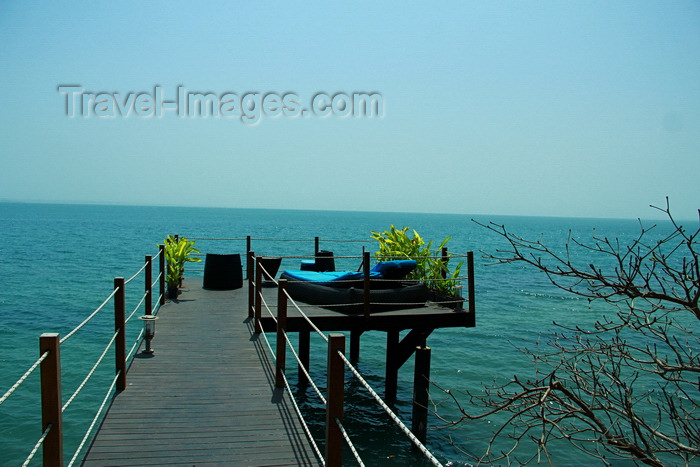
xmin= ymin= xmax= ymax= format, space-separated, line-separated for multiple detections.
xmin=257 ymin=324 xmax=325 ymax=465
xmin=66 ymin=372 xmax=120 ymax=467
xmin=152 ymin=298 xmax=162 ymax=315
xmin=61 ymin=287 xmax=119 ymax=344
xmin=284 ymin=290 xmax=329 ymax=343
xmin=0 ymin=351 xmax=49 ymax=406
xmin=283 ymin=330 xmax=326 ymax=405
xmin=124 ymin=261 xmax=148 ymax=285
xmin=152 ymin=273 xmax=162 ymax=288
xmin=125 ymin=290 xmax=148 ymax=324
xmin=282 ymin=368 xmax=326 ymax=466
xmin=63 ymin=330 xmax=119 ymax=412
xmin=259 ymin=291 xmax=276 ymax=324
xmin=259 ymin=328 xmax=276 ymax=363
xmin=126 ymin=328 xmax=145 ymax=362
xmin=186 ymin=237 xmax=247 ymax=241
xmin=337 ymin=351 xmax=443 ymax=467
xmin=21 ymin=423 xmax=51 ymax=467
xmin=336 ymin=418 xmax=365 ymax=466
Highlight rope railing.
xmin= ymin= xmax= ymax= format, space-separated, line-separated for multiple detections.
xmin=335 ymin=418 xmax=365 ymax=467
xmin=125 ymin=289 xmax=148 ymax=324
xmin=62 ymin=329 xmax=120 ymax=412
xmin=283 ymin=329 xmax=327 ymax=405
xmin=248 ymin=246 xmax=473 ymax=464
xmin=124 ymin=260 xmax=148 ymax=285
xmin=60 ymin=286 xmax=120 ymax=344
xmin=284 ymin=289 xmax=329 ymax=343
xmin=186 ymin=237 xmax=248 ymax=241
xmin=0 ymin=351 xmax=49 ymax=407
xmin=259 ymin=283 xmax=328 ymax=405
xmin=281 ymin=367 xmax=326 ymax=465
xmin=6 ymin=247 xmax=164 ymax=466
xmin=21 ymin=423 xmax=51 ymax=467
xmin=255 ymin=326 xmax=326 ymax=464
xmin=126 ymin=328 xmax=145 ymax=362
xmin=257 ymin=272 xmax=451 ymax=466
xmin=66 ymin=372 xmax=121 ymax=467
xmin=336 ymin=350 xmax=443 ymax=467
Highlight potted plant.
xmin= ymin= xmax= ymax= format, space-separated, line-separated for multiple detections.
xmin=162 ymin=235 xmax=202 ymax=299
xmin=370 ymin=225 xmax=464 ymax=306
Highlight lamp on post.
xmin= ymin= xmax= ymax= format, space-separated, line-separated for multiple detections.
xmin=139 ymin=315 xmax=158 ymax=354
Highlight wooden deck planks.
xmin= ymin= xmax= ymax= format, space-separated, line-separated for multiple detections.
xmin=81 ymin=279 xmax=320 ymax=466
xmin=82 ymin=275 xmax=473 ymax=466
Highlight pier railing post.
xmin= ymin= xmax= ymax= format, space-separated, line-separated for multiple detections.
xmin=159 ymin=244 xmax=165 ymax=305
xmin=254 ymin=256 xmax=262 ymax=333
xmin=145 ymin=255 xmax=153 ymax=316
xmin=275 ymin=279 xmax=288 ymax=388
xmin=467 ymin=251 xmax=475 ymax=315
xmin=246 ymin=236 xmax=251 ymax=274
xmin=247 ymin=251 xmax=255 ymax=318
xmin=363 ymin=251 xmax=371 ymax=317
xmin=40 ymin=333 xmax=63 ymax=467
xmin=325 ymin=333 xmax=345 ymax=467
xmin=411 ymin=345 xmax=432 ymax=445
xmin=441 ymin=247 xmax=448 ymax=279
xmin=314 ymin=236 xmax=319 ymax=255
xmin=114 ymin=277 xmax=126 ymax=391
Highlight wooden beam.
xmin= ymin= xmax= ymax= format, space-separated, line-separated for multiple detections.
xmin=411 ymin=346 xmax=431 ymax=445
xmin=385 ymin=328 xmax=434 ymax=402
xmin=350 ymin=329 xmax=363 ymax=362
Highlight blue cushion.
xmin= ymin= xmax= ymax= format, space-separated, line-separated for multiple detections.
xmin=370 ymin=260 xmax=417 ymax=279
xmin=282 ymin=269 xmax=380 ymax=283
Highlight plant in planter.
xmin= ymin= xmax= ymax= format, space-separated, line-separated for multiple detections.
xmin=162 ymin=235 xmax=202 ymax=299
xmin=370 ymin=225 xmax=463 ymax=299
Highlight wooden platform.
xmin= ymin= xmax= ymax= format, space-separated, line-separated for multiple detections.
xmin=81 ymin=279 xmax=320 ymax=466
xmin=82 ymin=276 xmax=474 ymax=465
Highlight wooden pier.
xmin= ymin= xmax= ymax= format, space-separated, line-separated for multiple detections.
xmin=82 ymin=279 xmax=320 ymax=466
xmin=82 ymin=269 xmax=474 ymax=465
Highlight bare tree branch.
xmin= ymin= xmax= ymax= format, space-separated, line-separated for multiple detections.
xmin=434 ymin=199 xmax=699 ymax=466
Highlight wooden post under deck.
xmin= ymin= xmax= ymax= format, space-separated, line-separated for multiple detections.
xmin=411 ymin=346 xmax=431 ymax=445
xmin=385 ymin=330 xmax=400 ymax=402
xmin=350 ymin=329 xmax=363 ymax=362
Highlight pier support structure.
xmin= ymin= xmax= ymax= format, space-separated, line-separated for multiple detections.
xmin=385 ymin=328 xmax=433 ymax=402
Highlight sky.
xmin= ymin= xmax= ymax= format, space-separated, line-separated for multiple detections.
xmin=0 ymin=1 xmax=698 ymax=220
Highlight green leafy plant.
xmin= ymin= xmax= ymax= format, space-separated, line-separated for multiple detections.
xmin=162 ymin=235 xmax=202 ymax=293
xmin=370 ymin=225 xmax=463 ymax=295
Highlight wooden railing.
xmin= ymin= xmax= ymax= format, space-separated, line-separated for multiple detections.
xmin=2 ymin=247 xmax=165 ymax=467
xmin=248 ymin=246 xmax=476 ymax=466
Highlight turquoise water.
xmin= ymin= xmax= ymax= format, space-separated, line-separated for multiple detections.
xmin=0 ymin=202 xmax=686 ymax=466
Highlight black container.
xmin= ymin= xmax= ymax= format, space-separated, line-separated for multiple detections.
xmin=315 ymin=250 xmax=335 ymax=272
xmin=203 ymin=253 xmax=243 ymax=290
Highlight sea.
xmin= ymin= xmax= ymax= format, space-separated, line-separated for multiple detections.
xmin=0 ymin=202 xmax=692 ymax=466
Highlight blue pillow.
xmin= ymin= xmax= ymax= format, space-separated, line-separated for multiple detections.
xmin=370 ymin=260 xmax=417 ymax=279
